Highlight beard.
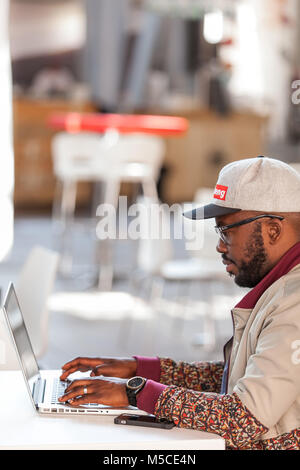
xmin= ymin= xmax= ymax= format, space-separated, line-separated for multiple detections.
xmin=228 ymin=222 xmax=268 ymax=288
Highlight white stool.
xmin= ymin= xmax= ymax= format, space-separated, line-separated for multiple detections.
xmin=51 ymin=131 xmax=165 ymax=289
xmin=95 ymin=133 xmax=165 ymax=290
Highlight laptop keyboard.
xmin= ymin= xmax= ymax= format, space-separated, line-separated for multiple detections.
xmin=51 ymin=378 xmax=100 ymax=407
xmin=51 ymin=378 xmax=69 ymax=404
xmin=51 ymin=377 xmax=104 ymax=408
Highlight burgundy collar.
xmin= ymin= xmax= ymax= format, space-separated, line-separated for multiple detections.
xmin=235 ymin=241 xmax=300 ymax=309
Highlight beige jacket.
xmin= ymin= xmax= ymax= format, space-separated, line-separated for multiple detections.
xmin=225 ymin=264 xmax=300 ymax=440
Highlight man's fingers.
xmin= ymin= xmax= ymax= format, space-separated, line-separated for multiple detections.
xmin=61 ymin=357 xmax=82 ymax=370
xmin=58 ymin=388 xmax=81 ymax=402
xmin=61 ymin=357 xmax=95 ymax=370
xmin=60 ymin=366 xmax=79 ymax=380
xmin=59 ymin=385 xmax=93 ymax=402
xmin=66 ymin=394 xmax=100 ymax=407
xmin=64 ymin=379 xmax=89 ymax=392
xmin=61 ymin=360 xmax=74 ymax=370
xmin=60 ymin=366 xmax=85 ymax=380
xmin=90 ymin=363 xmax=115 ymax=377
xmin=60 ymin=358 xmax=101 ymax=379
xmin=59 ymin=380 xmax=97 ymax=400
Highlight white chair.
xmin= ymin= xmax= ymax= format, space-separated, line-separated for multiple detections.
xmin=0 ymin=246 xmax=59 ymax=370
xmin=95 ymin=133 xmax=165 ymax=290
xmin=132 ymin=197 xmax=174 ymax=298
xmin=51 ymin=132 xmax=165 ymax=288
xmin=52 ymin=132 xmax=105 ymax=274
xmin=14 ymin=246 xmax=59 ymax=359
xmin=52 ymin=131 xmax=165 ymax=222
xmin=52 ymin=131 xmax=105 ymax=224
xmin=100 ymin=133 xmax=165 ymax=205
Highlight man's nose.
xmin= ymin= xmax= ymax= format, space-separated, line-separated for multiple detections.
xmin=216 ymin=237 xmax=228 ymax=254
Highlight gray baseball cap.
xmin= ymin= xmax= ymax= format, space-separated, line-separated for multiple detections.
xmin=183 ymin=156 xmax=300 ymax=220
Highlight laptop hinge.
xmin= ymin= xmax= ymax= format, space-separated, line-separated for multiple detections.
xmin=33 ymin=377 xmax=46 ymax=405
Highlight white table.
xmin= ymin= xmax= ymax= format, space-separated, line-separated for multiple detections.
xmin=0 ymin=371 xmax=225 ymax=450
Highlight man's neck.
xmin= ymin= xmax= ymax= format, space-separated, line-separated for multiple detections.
xmin=235 ymin=241 xmax=300 ymax=309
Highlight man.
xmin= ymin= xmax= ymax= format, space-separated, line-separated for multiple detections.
xmin=59 ymin=156 xmax=300 ymax=450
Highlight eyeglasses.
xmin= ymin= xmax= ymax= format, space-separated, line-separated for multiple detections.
xmin=215 ymin=214 xmax=285 ymax=245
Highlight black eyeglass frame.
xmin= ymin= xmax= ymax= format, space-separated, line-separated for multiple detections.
xmin=215 ymin=214 xmax=285 ymax=244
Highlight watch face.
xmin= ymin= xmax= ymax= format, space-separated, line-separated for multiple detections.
xmin=128 ymin=376 xmax=144 ymax=390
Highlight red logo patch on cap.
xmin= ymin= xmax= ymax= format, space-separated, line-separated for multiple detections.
xmin=214 ymin=184 xmax=228 ymax=201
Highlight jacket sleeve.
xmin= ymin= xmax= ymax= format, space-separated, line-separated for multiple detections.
xmin=233 ymin=292 xmax=300 ymax=429
xmin=154 ymin=387 xmax=268 ymax=449
xmin=159 ymin=357 xmax=224 ymax=393
xmin=133 ymin=355 xmax=224 ymax=393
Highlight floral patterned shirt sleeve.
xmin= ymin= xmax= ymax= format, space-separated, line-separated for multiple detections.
xmin=135 ymin=356 xmax=300 ymax=449
xmin=159 ymin=357 xmax=224 ymax=393
xmin=154 ymin=386 xmax=269 ymax=450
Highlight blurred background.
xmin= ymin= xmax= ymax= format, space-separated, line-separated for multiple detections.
xmin=1 ymin=0 xmax=300 ymax=371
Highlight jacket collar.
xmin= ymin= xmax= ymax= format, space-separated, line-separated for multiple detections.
xmin=234 ymin=241 xmax=300 ymax=310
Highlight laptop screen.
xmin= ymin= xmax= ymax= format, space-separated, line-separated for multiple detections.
xmin=3 ymin=283 xmax=40 ymax=383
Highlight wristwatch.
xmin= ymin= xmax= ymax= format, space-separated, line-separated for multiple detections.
xmin=126 ymin=376 xmax=147 ymax=407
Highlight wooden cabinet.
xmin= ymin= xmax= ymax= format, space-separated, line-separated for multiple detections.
xmin=13 ymin=100 xmax=268 ymax=208
xmin=13 ymin=98 xmax=96 ymax=209
xmin=161 ymin=109 xmax=268 ymax=203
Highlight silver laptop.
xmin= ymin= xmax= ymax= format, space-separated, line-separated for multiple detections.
xmin=2 ymin=282 xmax=148 ymax=416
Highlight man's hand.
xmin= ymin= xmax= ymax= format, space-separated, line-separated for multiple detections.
xmin=60 ymin=356 xmax=137 ymax=381
xmin=58 ymin=377 xmax=129 ymax=407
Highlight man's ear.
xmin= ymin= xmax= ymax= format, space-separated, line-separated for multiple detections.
xmin=266 ymin=220 xmax=283 ymax=244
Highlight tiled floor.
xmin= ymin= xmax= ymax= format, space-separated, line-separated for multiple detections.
xmin=1 ymin=213 xmax=244 ymax=370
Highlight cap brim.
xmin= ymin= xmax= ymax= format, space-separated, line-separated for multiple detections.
xmin=183 ymin=203 xmax=241 ymax=220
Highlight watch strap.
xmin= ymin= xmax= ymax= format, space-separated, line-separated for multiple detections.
xmin=126 ymin=377 xmax=147 ymax=407
xmin=126 ymin=388 xmax=138 ymax=407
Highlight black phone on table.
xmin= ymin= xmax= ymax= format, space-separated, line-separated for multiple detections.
xmin=114 ymin=414 xmax=175 ymax=429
